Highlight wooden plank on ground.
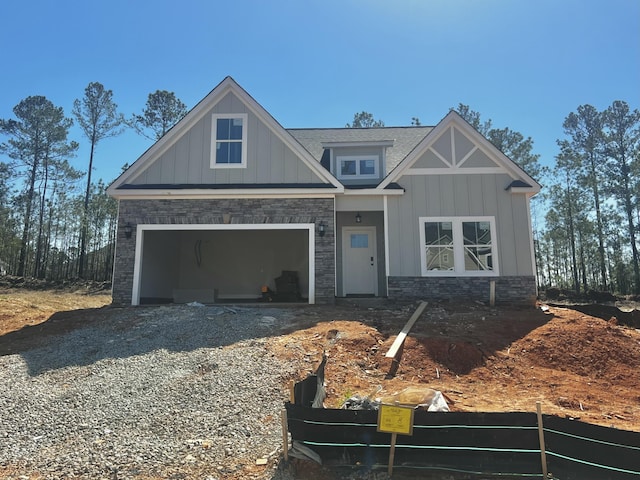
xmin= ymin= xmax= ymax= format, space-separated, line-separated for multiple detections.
xmin=385 ymin=301 xmax=428 ymax=359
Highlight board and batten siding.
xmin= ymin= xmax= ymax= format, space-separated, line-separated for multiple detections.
xmin=387 ymin=173 xmax=535 ymax=277
xmin=128 ymin=91 xmax=324 ymax=186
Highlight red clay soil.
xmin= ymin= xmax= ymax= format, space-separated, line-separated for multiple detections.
xmin=268 ymin=302 xmax=640 ymax=432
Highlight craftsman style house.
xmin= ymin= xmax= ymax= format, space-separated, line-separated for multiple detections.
xmin=107 ymin=77 xmax=540 ymax=305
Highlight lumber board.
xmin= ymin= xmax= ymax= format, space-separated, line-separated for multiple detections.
xmin=385 ymin=301 xmax=428 ymax=359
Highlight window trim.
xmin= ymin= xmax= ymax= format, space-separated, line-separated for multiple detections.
xmin=210 ymin=113 xmax=248 ymax=169
xmin=335 ymin=155 xmax=379 ymax=180
xmin=418 ymin=216 xmax=499 ymax=276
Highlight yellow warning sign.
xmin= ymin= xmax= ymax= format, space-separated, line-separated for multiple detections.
xmin=377 ymin=404 xmax=414 ymax=435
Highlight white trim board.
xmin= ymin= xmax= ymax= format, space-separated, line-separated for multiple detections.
xmin=417 ymin=216 xmax=500 ymax=277
xmin=210 ymin=113 xmax=248 ymax=169
xmin=109 ymin=189 xmax=339 ymax=200
xmin=131 ymin=223 xmax=316 ymax=305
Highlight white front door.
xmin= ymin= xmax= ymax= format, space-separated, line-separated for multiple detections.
xmin=342 ymin=227 xmax=377 ymax=296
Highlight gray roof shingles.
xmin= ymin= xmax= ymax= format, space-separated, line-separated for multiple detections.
xmin=288 ymin=126 xmax=433 ymax=173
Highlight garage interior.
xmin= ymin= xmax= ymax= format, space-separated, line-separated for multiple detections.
xmin=138 ymin=229 xmax=310 ymax=304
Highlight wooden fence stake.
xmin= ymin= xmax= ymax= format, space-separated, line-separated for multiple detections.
xmin=281 ymin=408 xmax=289 ymax=462
xmin=388 ymin=432 xmax=397 ymax=477
xmin=536 ymin=401 xmax=548 ymax=478
xmin=289 ymin=380 xmax=295 ymax=404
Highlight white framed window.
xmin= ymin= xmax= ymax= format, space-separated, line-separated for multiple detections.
xmin=211 ymin=113 xmax=247 ymax=168
xmin=419 ymin=216 xmax=498 ymax=276
xmin=336 ymin=155 xmax=379 ymax=179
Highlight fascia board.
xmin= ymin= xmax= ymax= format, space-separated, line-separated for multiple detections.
xmin=109 ymin=188 xmax=342 ymax=200
xmin=340 ymin=188 xmax=404 ymax=196
xmin=321 ymin=140 xmax=395 ymax=148
xmin=508 ymin=186 xmax=541 ymax=196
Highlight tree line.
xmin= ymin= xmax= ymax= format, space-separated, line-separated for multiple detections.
xmin=539 ymin=102 xmax=639 ymax=296
xmin=0 ymin=84 xmax=188 ymax=281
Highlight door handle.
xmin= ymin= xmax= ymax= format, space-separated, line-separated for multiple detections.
xmin=370 ymin=256 xmax=374 ymax=266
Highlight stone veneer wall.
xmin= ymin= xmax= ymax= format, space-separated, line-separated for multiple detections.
xmin=387 ymin=276 xmax=537 ymax=305
xmin=112 ymin=198 xmax=335 ymax=305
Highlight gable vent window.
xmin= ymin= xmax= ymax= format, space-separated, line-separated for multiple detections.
xmin=211 ymin=113 xmax=247 ymax=168
xmin=336 ymin=155 xmax=379 ymax=180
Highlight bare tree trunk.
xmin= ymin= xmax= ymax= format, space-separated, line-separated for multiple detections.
xmin=587 ymin=153 xmax=608 ymax=290
xmin=34 ymin=153 xmax=50 ymax=279
xmin=42 ymin=195 xmax=56 ymax=280
xmin=18 ymin=155 xmax=39 ymax=277
xmin=578 ymin=231 xmax=588 ymax=293
xmin=565 ymin=177 xmax=580 ymax=294
xmin=78 ymin=137 xmax=95 ymax=278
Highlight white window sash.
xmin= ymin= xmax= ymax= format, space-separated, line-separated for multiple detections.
xmin=210 ymin=113 xmax=248 ymax=169
xmin=336 ymin=155 xmax=379 ymax=180
xmin=419 ymin=216 xmax=499 ymax=277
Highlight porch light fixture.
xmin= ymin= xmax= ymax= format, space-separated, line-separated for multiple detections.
xmin=318 ymin=221 xmax=326 ymax=237
xmin=124 ymin=223 xmax=133 ymax=239
xmin=355 ymin=212 xmax=362 ymax=223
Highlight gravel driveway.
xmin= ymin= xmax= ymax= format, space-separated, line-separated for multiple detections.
xmin=1 ymin=304 xmax=299 ymax=479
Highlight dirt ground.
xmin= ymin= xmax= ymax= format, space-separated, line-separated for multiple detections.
xmin=1 ymin=289 xmax=638 ymax=433
xmin=270 ymin=299 xmax=640 ymax=432
xmin=0 ymin=289 xmax=112 ymax=337
xmin=1 ymin=288 xmax=639 ymax=480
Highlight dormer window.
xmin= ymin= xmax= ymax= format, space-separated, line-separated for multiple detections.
xmin=211 ymin=113 xmax=247 ymax=168
xmin=336 ymin=155 xmax=379 ymax=180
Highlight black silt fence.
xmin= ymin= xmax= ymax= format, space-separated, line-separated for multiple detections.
xmin=285 ymin=403 xmax=640 ymax=479
xmin=543 ymin=415 xmax=640 ymax=479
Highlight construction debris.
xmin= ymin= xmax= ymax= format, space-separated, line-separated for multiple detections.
xmin=377 ymin=386 xmax=450 ymax=412
xmin=341 ymin=386 xmax=449 ymax=412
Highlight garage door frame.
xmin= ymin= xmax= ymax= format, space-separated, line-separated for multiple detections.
xmin=131 ymin=223 xmax=316 ymax=305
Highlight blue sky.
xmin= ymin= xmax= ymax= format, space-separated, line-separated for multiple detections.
xmin=1 ymin=0 xmax=638 ymax=186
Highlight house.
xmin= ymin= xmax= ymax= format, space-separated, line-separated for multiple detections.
xmin=107 ymin=77 xmax=540 ymax=306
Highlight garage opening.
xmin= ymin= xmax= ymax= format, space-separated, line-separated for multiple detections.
xmin=133 ymin=224 xmax=314 ymax=304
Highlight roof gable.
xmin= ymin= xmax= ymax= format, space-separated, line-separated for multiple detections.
xmin=108 ymin=77 xmax=342 ymax=197
xmin=378 ymin=111 xmax=541 ymax=194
